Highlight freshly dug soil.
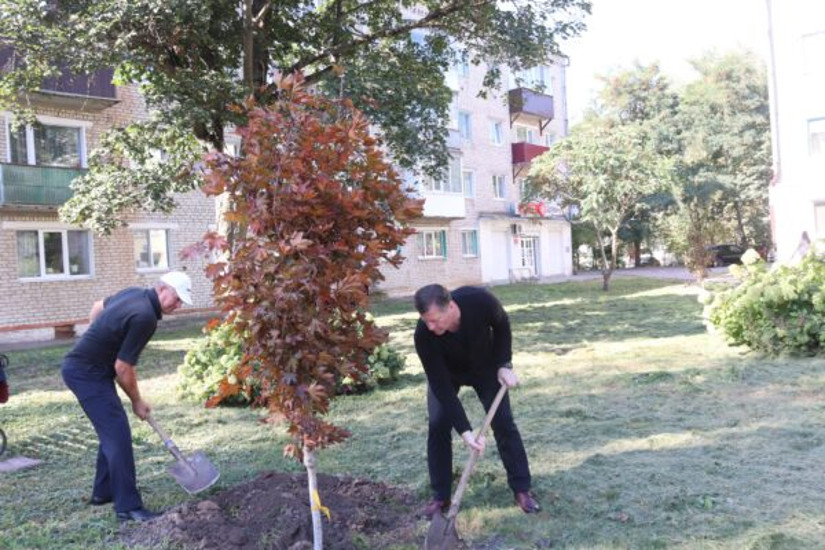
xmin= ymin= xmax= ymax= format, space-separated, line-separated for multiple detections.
xmin=119 ymin=471 xmax=424 ymax=549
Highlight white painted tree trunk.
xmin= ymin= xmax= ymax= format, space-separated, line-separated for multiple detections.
xmin=303 ymin=449 xmax=323 ymax=550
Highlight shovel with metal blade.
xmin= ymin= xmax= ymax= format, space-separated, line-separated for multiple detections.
xmin=425 ymin=384 xmax=508 ymax=550
xmin=146 ymin=415 xmax=220 ymax=495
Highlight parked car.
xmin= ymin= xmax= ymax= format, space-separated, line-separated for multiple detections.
xmin=638 ymin=253 xmax=661 ymax=267
xmin=707 ymin=244 xmax=745 ymax=267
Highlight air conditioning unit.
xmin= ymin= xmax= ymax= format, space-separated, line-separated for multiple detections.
xmin=511 ymin=223 xmax=524 ymax=236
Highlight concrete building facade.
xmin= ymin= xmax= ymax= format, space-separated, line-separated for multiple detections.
xmin=766 ymin=0 xmax=825 ymax=261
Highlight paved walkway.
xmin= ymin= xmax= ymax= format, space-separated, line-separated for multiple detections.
xmin=551 ymin=265 xmax=734 ymax=284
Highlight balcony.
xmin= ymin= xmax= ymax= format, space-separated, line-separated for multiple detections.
xmin=508 ymin=87 xmax=554 ymax=132
xmin=512 ymin=142 xmax=549 ymax=164
xmin=511 ymin=142 xmax=550 ymax=180
xmin=0 ymin=48 xmax=118 ymax=112
xmin=420 ymin=192 xmax=466 ymax=219
xmin=0 ymin=164 xmax=83 ymax=207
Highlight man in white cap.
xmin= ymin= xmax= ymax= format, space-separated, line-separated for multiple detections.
xmin=61 ymin=271 xmax=192 ymax=523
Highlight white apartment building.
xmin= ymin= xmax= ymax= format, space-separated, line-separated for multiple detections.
xmin=377 ymin=58 xmax=574 ymax=295
xmin=766 ymin=0 xmax=825 ymax=260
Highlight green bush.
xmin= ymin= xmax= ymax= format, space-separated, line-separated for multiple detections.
xmin=338 ymin=343 xmax=407 ymax=394
xmin=707 ymin=251 xmax=825 ymax=355
xmin=177 ymin=321 xmax=260 ymax=405
xmin=178 ymin=320 xmax=406 ymax=404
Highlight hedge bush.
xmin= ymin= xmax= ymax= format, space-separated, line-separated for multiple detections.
xmin=178 ymin=320 xmax=405 ymax=405
xmin=177 ymin=321 xmax=261 ymax=405
xmin=707 ymin=250 xmax=825 ymax=355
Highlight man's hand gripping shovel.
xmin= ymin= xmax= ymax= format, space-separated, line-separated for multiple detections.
xmin=425 ymin=384 xmax=508 ymax=550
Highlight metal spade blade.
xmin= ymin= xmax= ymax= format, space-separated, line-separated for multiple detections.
xmin=147 ymin=415 xmax=220 ymax=495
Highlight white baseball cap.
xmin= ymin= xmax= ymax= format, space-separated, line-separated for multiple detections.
xmin=159 ymin=271 xmax=193 ymax=305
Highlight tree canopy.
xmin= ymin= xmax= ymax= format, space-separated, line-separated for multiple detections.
xmin=0 ymin=0 xmax=590 ymax=233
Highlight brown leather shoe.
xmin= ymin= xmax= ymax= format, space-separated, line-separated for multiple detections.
xmin=514 ymin=491 xmax=540 ymax=513
xmin=420 ymin=498 xmax=449 ymax=520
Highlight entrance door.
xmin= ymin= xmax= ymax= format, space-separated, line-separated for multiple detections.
xmin=520 ymin=237 xmax=538 ymax=277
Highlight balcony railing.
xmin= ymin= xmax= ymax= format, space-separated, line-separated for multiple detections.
xmin=0 ymin=47 xmax=118 ymax=111
xmin=0 ymin=163 xmax=83 ymax=207
xmin=511 ymin=142 xmax=549 ymax=164
xmin=508 ymin=87 xmax=554 ymax=133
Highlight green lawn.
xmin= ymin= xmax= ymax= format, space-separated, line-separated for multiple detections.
xmin=4 ymin=277 xmax=825 ymax=549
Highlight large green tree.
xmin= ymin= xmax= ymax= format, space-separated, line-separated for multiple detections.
xmin=0 ymin=0 xmax=590 ymax=234
xmin=529 ymin=63 xmax=674 ymax=289
xmin=529 ymin=118 xmax=667 ymax=290
xmin=666 ymin=50 xmax=771 ymax=271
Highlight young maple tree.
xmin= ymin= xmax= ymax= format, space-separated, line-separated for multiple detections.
xmin=194 ymin=74 xmax=421 ymax=448
xmin=187 ymin=74 xmax=423 ymax=547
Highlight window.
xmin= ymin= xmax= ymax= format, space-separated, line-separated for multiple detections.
xmin=493 ymin=174 xmax=507 ymax=199
xmin=544 ymin=132 xmax=556 ymax=147
xmin=7 ymin=119 xmax=87 ymax=167
xmin=516 ymin=126 xmax=537 ymax=144
xmin=461 ymin=230 xmax=479 ymax=257
xmin=490 ymin=121 xmax=504 ymax=145
xmin=511 ymin=65 xmax=553 ymax=93
xmin=133 ymin=229 xmax=170 ymax=270
xmin=462 ymin=170 xmax=475 ymax=198
xmin=815 ymin=204 xmax=825 ymax=235
xmin=421 ymin=156 xmax=462 ymax=193
xmin=458 ymin=111 xmax=472 ymax=140
xmin=417 ymin=230 xmax=447 ymax=259
xmin=809 ymin=118 xmax=825 ymax=157
xmin=448 ymin=93 xmax=459 ymax=129
xmin=16 ymin=229 xmax=91 ymax=279
xmin=803 ymin=32 xmax=825 ymax=75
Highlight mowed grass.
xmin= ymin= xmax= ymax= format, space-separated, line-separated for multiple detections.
xmin=4 ymin=277 xmax=825 ymax=549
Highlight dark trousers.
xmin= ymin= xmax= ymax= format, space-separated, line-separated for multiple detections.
xmin=427 ymin=377 xmax=531 ymax=501
xmin=62 ymin=368 xmax=143 ymax=513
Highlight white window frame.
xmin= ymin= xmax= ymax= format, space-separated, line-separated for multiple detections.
xmin=421 ymin=156 xmax=462 ymax=194
xmin=461 ymin=230 xmax=479 ymax=257
xmin=490 ymin=120 xmax=504 ymax=145
xmin=417 ymin=229 xmax=448 ymax=259
xmin=462 ymin=169 xmax=475 ymax=198
xmin=808 ymin=118 xmax=825 ymax=157
xmin=458 ymin=111 xmax=472 ymax=140
xmin=515 ymin=125 xmax=537 ymax=145
xmin=4 ymin=114 xmax=90 ymax=167
xmin=130 ymin=223 xmax=177 ymax=273
xmin=8 ymin=222 xmax=94 ymax=281
xmin=493 ymin=174 xmax=507 ymax=200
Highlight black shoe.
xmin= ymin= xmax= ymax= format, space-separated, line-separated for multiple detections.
xmin=514 ymin=491 xmax=541 ymax=514
xmin=420 ymin=498 xmax=450 ymax=520
xmin=116 ymin=507 xmax=160 ymax=523
xmin=89 ymin=495 xmax=112 ymax=506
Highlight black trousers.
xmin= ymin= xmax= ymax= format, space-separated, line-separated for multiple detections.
xmin=427 ymin=376 xmax=531 ymax=501
xmin=62 ymin=366 xmax=143 ymax=513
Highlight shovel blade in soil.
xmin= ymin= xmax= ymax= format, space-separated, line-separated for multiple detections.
xmin=424 ymin=510 xmax=460 ymax=550
xmin=167 ymin=450 xmax=220 ymax=495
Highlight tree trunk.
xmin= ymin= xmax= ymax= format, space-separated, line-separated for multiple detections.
xmin=595 ymin=225 xmax=613 ymax=291
xmin=303 ymin=449 xmax=324 ymax=550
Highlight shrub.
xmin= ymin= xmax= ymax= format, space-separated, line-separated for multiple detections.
xmin=179 ymin=320 xmax=406 ymax=403
xmin=707 ymin=251 xmax=825 ymax=355
xmin=177 ymin=321 xmax=260 ymax=406
xmin=338 ymin=343 xmax=406 ymax=394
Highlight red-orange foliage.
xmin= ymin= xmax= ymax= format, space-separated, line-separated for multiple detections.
xmin=191 ymin=74 xmax=423 ymax=460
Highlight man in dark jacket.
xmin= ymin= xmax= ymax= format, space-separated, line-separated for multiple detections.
xmin=414 ymin=283 xmax=540 ymax=518
xmin=61 ymin=271 xmax=192 ymax=523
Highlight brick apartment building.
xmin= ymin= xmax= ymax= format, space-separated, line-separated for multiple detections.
xmin=0 ymin=67 xmax=215 ymax=344
xmin=0 ymin=53 xmax=571 ymax=343
xmin=378 ymin=57 xmax=573 ymax=295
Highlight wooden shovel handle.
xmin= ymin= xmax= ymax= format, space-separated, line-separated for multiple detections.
xmin=445 ymin=384 xmax=508 ymax=519
xmin=146 ymin=414 xmax=186 ymax=463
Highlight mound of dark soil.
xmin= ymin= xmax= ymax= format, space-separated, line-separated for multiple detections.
xmin=119 ymin=471 xmax=423 ymax=549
